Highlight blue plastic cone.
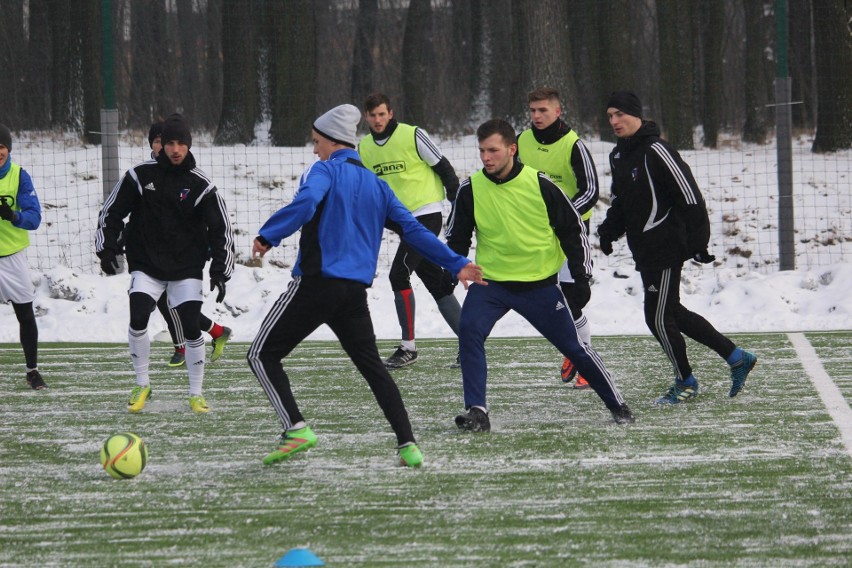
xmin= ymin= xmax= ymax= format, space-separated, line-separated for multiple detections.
xmin=274 ymin=548 xmax=325 ymax=567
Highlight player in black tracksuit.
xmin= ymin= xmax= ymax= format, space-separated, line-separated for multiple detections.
xmin=598 ymin=92 xmax=757 ymax=404
xmin=95 ymin=114 xmax=235 ymax=413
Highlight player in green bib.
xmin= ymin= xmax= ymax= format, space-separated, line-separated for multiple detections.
xmin=518 ymin=87 xmax=600 ymax=390
xmin=0 ymin=123 xmax=47 ymax=390
xmin=447 ymin=118 xmax=634 ymax=431
xmin=359 ymin=93 xmax=462 ymax=369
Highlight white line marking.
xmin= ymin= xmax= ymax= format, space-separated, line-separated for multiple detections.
xmin=788 ymin=332 xmax=852 ymax=458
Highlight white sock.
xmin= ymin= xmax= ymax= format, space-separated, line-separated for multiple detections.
xmin=186 ymin=336 xmax=205 ymax=396
xmin=574 ymin=314 xmax=592 ymax=346
xmin=400 ymin=340 xmax=416 ymax=352
xmin=128 ymin=327 xmax=150 ymax=387
xmin=288 ymin=421 xmax=306 ymax=431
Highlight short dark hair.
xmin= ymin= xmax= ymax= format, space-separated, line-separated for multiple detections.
xmin=527 ymin=87 xmax=560 ymax=104
xmin=476 ymin=118 xmax=517 ymax=146
xmin=364 ymin=92 xmax=392 ymax=112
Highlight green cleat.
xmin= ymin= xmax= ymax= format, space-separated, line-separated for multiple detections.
xmin=168 ymin=350 xmax=186 ymax=367
xmin=210 ymin=327 xmax=232 ymax=362
xmin=263 ymin=426 xmax=317 ymax=465
xmin=128 ymin=385 xmax=152 ymax=413
xmin=189 ymin=395 xmax=210 ymax=413
xmin=397 ymin=443 xmax=423 ymax=467
xmin=729 ymin=350 xmax=757 ymax=397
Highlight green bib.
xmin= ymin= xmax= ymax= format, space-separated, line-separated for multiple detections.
xmin=0 ymin=163 xmax=29 ymax=256
xmin=470 ymin=166 xmax=565 ymax=281
xmin=358 ymin=123 xmax=443 ymax=212
xmin=518 ymin=129 xmax=591 ymax=221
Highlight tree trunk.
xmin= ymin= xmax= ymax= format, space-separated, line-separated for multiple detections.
xmin=23 ymin=0 xmax=53 ymax=128
xmin=811 ymin=0 xmax=852 ymax=152
xmin=402 ymin=0 xmax=433 ymax=128
xmin=513 ymin=0 xmax=577 ymax=128
xmin=215 ymin=0 xmax=257 ymax=145
xmin=789 ymin=0 xmax=816 ymax=130
xmin=700 ymin=0 xmax=724 ymax=148
xmin=351 ymin=0 xmax=378 ymax=110
xmin=657 ymin=0 xmax=695 ymax=150
xmin=742 ymin=0 xmax=773 ymax=144
xmin=480 ymin=0 xmax=517 ymax=121
xmin=79 ymin=0 xmax=103 ymax=144
xmin=269 ymin=0 xmax=315 ymax=146
xmin=595 ymin=0 xmax=637 ymax=141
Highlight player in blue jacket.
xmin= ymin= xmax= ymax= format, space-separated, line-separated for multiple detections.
xmin=247 ymin=104 xmax=484 ymax=468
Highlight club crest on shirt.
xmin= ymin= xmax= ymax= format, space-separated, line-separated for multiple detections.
xmin=180 ymin=188 xmax=190 ymax=201
xmin=631 ymin=167 xmax=639 ymax=181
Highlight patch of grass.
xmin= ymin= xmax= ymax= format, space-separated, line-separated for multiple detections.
xmin=1 ymin=333 xmax=851 ymax=566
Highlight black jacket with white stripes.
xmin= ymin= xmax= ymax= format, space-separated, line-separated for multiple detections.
xmin=95 ymin=151 xmax=235 ymax=282
xmin=598 ymin=121 xmax=710 ymax=272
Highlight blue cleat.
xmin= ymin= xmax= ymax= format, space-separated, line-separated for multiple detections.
xmin=729 ymin=350 xmax=757 ymax=397
xmin=655 ymin=376 xmax=699 ymax=405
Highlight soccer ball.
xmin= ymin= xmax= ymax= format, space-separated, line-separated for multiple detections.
xmin=100 ymin=432 xmax=148 ymax=479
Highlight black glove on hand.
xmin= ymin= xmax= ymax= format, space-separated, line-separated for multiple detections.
xmin=570 ymin=275 xmax=592 ymax=308
xmin=599 ymin=238 xmax=613 ymax=256
xmin=693 ymin=249 xmax=716 ymax=264
xmin=210 ymin=277 xmax=226 ymax=303
xmin=0 ymin=201 xmax=15 ymax=222
xmin=100 ymin=251 xmax=120 ymax=275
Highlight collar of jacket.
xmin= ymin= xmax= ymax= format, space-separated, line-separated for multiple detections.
xmin=616 ymin=120 xmax=661 ymax=152
xmin=329 ymin=147 xmax=361 ymax=162
xmin=482 ymin=159 xmax=524 ymax=185
xmin=530 ymin=118 xmax=570 ymax=145
xmin=370 ymin=118 xmax=399 ymax=142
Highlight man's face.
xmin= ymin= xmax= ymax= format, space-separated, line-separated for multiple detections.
xmin=312 ymin=130 xmax=337 ymax=161
xmin=0 ymin=145 xmax=8 ymax=169
xmin=151 ymin=136 xmax=162 ymax=156
xmin=529 ymin=98 xmax=561 ymax=130
xmin=478 ymin=133 xmax=517 ymax=179
xmin=607 ymin=108 xmax=642 ymax=138
xmin=365 ymin=103 xmax=393 ymax=134
xmin=164 ymin=140 xmax=189 ymax=165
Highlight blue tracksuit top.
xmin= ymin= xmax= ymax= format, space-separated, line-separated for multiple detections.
xmin=258 ymin=148 xmax=469 ymax=286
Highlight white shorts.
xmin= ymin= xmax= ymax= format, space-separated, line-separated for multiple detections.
xmin=0 ymin=250 xmax=36 ymax=304
xmin=129 ymin=271 xmax=203 ymax=307
xmin=558 ymin=260 xmax=574 ymax=284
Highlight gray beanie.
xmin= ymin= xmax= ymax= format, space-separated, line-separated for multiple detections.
xmin=0 ymin=124 xmax=11 ymax=151
xmin=312 ymin=104 xmax=361 ymax=148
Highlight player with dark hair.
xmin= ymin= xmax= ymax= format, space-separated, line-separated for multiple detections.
xmin=599 ymin=91 xmax=757 ymax=403
xmin=447 ymin=118 xmax=634 ymax=431
xmin=0 ymin=123 xmax=47 ymax=390
xmin=96 ymin=114 xmax=235 ymax=414
xmin=518 ymin=87 xmax=600 ymax=389
xmin=359 ymin=92 xmax=462 ymax=368
xmin=145 ymin=122 xmax=232 ymax=368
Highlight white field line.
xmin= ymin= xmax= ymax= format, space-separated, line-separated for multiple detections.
xmin=788 ymin=332 xmax=852 ymax=459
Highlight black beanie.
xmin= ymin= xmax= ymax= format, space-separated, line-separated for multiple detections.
xmin=0 ymin=124 xmax=11 ymax=151
xmin=160 ymin=114 xmax=192 ymax=148
xmin=606 ymin=91 xmax=643 ymax=118
xmin=148 ymin=121 xmax=164 ymax=148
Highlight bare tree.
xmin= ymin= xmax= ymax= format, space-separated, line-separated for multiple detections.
xmin=595 ymin=0 xmax=637 ymax=141
xmin=351 ymin=0 xmax=379 ymax=110
xmin=811 ymin=0 xmax=852 ymax=152
xmin=215 ymin=0 xmax=258 ymax=145
xmin=402 ymin=0 xmax=433 ymax=128
xmin=79 ymin=0 xmax=103 ymax=144
xmin=700 ymin=0 xmax=724 ymax=148
xmin=269 ymin=0 xmax=315 ymax=146
xmin=0 ymin=0 xmax=27 ymax=127
xmin=742 ymin=0 xmax=773 ymax=144
xmin=513 ymin=0 xmax=577 ymax=127
xmin=656 ymin=0 xmax=695 ymax=149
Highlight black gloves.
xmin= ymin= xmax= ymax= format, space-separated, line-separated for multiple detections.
xmin=100 ymin=251 xmax=120 ymax=275
xmin=0 ymin=200 xmax=15 ymax=222
xmin=569 ymin=275 xmax=592 ymax=308
xmin=599 ymin=238 xmax=613 ymax=256
xmin=210 ymin=276 xmax=226 ymax=303
xmin=693 ymin=249 xmax=716 ymax=264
